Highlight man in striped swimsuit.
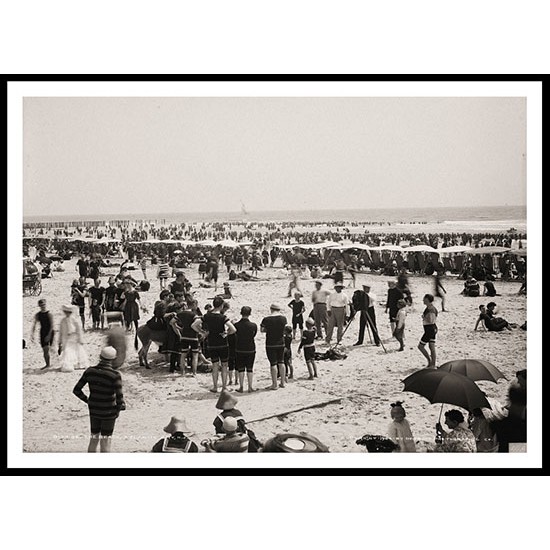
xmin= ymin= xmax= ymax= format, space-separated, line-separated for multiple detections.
xmin=73 ymin=346 xmax=126 ymax=452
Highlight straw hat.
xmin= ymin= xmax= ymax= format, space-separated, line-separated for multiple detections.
xmin=163 ymin=416 xmax=193 ymax=434
xmin=216 ymin=390 xmax=238 ymax=410
xmin=270 ymin=303 xmax=281 ymax=311
xmin=62 ymin=304 xmax=74 ymax=313
xmin=222 ymin=417 xmax=238 ymax=433
xmin=305 ymin=318 xmax=315 ymax=326
xmin=100 ymin=346 xmax=117 ymax=361
xmin=362 ymin=283 xmax=371 ymax=290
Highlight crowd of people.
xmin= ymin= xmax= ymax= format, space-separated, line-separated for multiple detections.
xmin=24 ymin=220 xmax=528 ymax=454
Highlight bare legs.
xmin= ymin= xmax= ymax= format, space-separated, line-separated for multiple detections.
xmin=88 ymin=434 xmax=112 ymax=452
xmin=306 ymin=360 xmax=318 ymax=380
xmin=42 ymin=344 xmax=51 ymax=369
xmin=210 ymin=360 xmax=228 ymax=392
xmin=418 ymin=342 xmax=436 ymax=367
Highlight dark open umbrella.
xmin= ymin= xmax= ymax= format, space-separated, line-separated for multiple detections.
xmin=402 ymin=368 xmax=491 ymax=420
xmin=438 ymin=359 xmax=506 ymax=383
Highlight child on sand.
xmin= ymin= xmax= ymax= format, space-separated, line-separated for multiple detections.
xmin=288 ymin=291 xmax=305 ymax=340
xmin=393 ymin=298 xmax=407 ymax=351
xmin=387 ymin=401 xmax=416 ymax=452
xmin=298 ymin=317 xmax=318 ymax=380
xmin=283 ymin=325 xmax=294 ymax=380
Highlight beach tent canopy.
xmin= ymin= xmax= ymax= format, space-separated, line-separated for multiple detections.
xmin=218 ymin=239 xmax=239 ymax=247
xmin=329 ymin=242 xmax=371 ymax=251
xmin=198 ymin=239 xmax=218 ymax=247
xmin=370 ymin=244 xmax=403 ymax=252
xmin=438 ymin=245 xmax=474 ymax=254
xmin=403 ymin=245 xmax=439 ymax=253
xmin=467 ymin=246 xmax=512 ymax=255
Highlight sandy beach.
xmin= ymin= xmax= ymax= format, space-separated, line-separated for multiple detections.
xmin=22 ymin=257 xmax=527 ymax=453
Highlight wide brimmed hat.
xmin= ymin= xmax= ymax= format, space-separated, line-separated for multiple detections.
xmin=100 ymin=346 xmax=117 ymax=361
xmin=216 ymin=390 xmax=238 ymax=410
xmin=62 ymin=304 xmax=74 ymax=313
xmin=163 ymin=416 xmax=193 ymax=434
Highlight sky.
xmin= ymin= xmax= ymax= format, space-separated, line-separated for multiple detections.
xmin=23 ymin=96 xmax=526 ymax=217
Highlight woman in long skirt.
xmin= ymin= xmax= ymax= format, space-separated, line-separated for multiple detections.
xmin=58 ymin=305 xmax=90 ymax=372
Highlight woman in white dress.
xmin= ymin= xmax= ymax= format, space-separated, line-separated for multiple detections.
xmin=58 ymin=305 xmax=90 ymax=372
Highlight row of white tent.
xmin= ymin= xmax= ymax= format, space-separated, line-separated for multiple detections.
xmin=24 ymin=235 xmax=526 ymax=255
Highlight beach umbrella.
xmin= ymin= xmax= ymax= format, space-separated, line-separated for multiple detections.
xmin=402 ymin=368 xmax=491 ymax=415
xmin=438 ymin=359 xmax=507 ymax=383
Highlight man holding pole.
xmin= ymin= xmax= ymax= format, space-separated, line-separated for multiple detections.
xmin=352 ymin=283 xmax=381 ymax=346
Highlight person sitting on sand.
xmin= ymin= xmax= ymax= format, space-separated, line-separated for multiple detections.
xmin=474 ymin=304 xmax=512 ymax=332
xmin=468 ymin=408 xmax=498 ymax=452
xmin=213 ymin=390 xmax=247 ymax=434
xmin=486 ymin=302 xmax=514 ymax=330
xmin=216 ymin=282 xmax=233 ymax=299
xmin=387 ymin=401 xmax=416 ymax=452
xmin=462 ymin=277 xmax=480 ymax=297
xmin=483 ymin=280 xmax=499 ymax=297
xmin=435 ymin=409 xmax=477 ymax=452
xmin=202 ymin=417 xmax=250 ymax=453
xmin=151 ymin=416 xmax=199 ymax=453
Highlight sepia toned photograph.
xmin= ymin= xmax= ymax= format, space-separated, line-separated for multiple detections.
xmin=11 ymin=81 xmax=540 ymax=466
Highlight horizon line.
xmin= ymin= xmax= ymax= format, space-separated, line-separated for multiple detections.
xmin=23 ymin=204 xmax=527 ymax=220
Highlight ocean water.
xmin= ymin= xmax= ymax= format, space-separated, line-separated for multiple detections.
xmin=24 ymin=205 xmax=526 ymax=227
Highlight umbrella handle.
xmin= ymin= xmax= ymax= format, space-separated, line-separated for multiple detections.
xmin=438 ymin=403 xmax=444 ymax=423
